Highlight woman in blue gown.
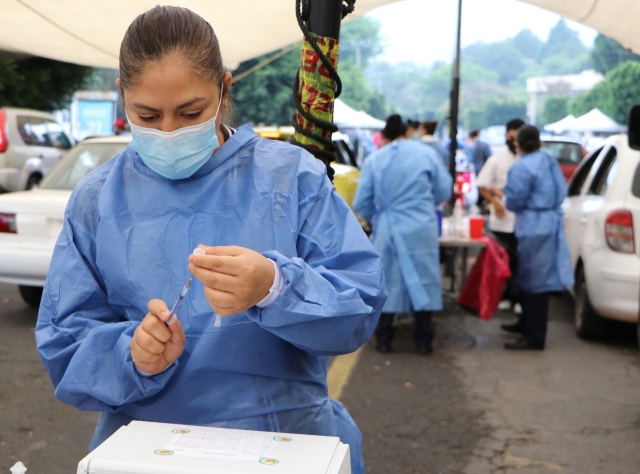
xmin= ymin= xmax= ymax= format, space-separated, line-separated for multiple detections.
xmin=353 ymin=115 xmax=452 ymax=354
xmin=34 ymin=7 xmax=387 ymax=473
xmin=503 ymin=125 xmax=574 ymax=350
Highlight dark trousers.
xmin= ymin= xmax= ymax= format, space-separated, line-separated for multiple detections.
xmin=520 ymin=292 xmax=549 ymax=348
xmin=375 ymin=310 xmax=434 ymax=349
xmin=492 ymin=231 xmax=519 ymax=305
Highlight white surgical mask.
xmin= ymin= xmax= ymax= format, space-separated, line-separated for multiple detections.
xmin=128 ymin=84 xmax=224 ymax=180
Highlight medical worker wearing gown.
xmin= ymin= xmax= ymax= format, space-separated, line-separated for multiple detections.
xmin=353 ymin=115 xmax=452 ymax=354
xmin=503 ymin=125 xmax=574 ymax=350
xmin=34 ymin=7 xmax=386 ymax=474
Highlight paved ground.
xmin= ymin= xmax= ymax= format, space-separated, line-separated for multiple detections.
xmin=1 ymin=282 xmax=639 ymax=473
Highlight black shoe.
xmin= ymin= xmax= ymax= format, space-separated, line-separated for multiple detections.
xmin=416 ymin=345 xmax=433 ymax=355
xmin=501 ymin=322 xmax=523 ymax=334
xmin=376 ymin=343 xmax=391 ymax=353
xmin=504 ymin=337 xmax=544 ymax=350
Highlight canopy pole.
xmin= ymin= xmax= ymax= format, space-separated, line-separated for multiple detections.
xmin=290 ymin=0 xmax=355 ymax=182
xmin=449 ymin=0 xmax=463 ymax=201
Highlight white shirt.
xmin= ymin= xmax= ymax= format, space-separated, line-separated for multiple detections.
xmin=475 ymin=150 xmax=518 ymax=233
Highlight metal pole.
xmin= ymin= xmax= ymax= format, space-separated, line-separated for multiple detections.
xmin=449 ymin=0 xmax=463 ymax=201
xmin=290 ymin=0 xmax=344 ymax=172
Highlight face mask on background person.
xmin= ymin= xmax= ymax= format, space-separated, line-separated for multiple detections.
xmin=506 ymin=138 xmax=517 ymax=155
xmin=128 ymin=84 xmax=224 ymax=180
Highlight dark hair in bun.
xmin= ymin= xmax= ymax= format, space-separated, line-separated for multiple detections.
xmin=382 ymin=114 xmax=407 ymax=141
xmin=517 ymin=125 xmax=541 ymax=154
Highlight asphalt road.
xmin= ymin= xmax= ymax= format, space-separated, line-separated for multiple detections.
xmin=1 ymin=282 xmax=639 ymax=474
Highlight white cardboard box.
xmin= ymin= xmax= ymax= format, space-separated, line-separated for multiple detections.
xmin=77 ymin=421 xmax=351 ymax=474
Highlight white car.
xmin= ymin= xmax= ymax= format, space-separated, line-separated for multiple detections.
xmin=562 ymin=134 xmax=640 ymax=338
xmin=0 ymin=107 xmax=75 ymax=191
xmin=0 ymin=135 xmax=129 ymax=306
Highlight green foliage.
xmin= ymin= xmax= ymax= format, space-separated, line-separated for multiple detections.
xmin=543 ymin=96 xmax=569 ymax=125
xmin=339 ymin=17 xmax=384 ymax=70
xmin=465 ymin=100 xmax=527 ymax=129
xmin=463 ymin=40 xmax=525 ymax=85
xmin=0 ymin=57 xmax=93 ymax=111
xmin=569 ymin=81 xmax=611 ymax=117
xmin=590 ymin=34 xmax=640 ymax=75
xmin=231 ymin=46 xmax=300 ymax=126
xmin=605 ymin=61 xmax=640 ymax=122
xmin=512 ymin=29 xmax=544 ymax=61
xmin=541 ymin=20 xmax=587 ymax=60
xmin=339 ymin=61 xmax=387 ymax=118
xmin=568 ymin=61 xmax=640 ymax=123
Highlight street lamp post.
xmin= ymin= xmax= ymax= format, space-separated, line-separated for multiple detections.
xmin=449 ymin=0 xmax=463 ymax=201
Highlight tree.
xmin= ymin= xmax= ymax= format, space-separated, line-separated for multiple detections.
xmin=543 ymin=96 xmax=569 ymax=125
xmin=512 ymin=29 xmax=544 ymax=61
xmin=231 ymin=46 xmax=300 ymax=125
xmin=606 ymin=61 xmax=640 ymax=123
xmin=463 ymin=40 xmax=525 ymax=86
xmin=569 ymin=81 xmax=611 ymax=117
xmin=591 ymin=34 xmax=640 ymax=75
xmin=0 ymin=57 xmax=94 ymax=111
xmin=541 ymin=20 xmax=587 ymax=60
xmin=339 ymin=17 xmax=384 ymax=70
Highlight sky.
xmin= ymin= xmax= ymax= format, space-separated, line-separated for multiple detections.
xmin=365 ymin=0 xmax=598 ymax=66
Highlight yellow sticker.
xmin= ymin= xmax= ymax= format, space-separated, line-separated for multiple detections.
xmin=273 ymin=436 xmax=292 ymax=442
xmin=259 ymin=458 xmax=280 ymax=465
xmin=154 ymin=449 xmax=174 ymax=455
xmin=171 ymin=429 xmax=190 ymax=434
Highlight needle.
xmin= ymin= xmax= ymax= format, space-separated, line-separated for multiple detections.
xmin=166 ymin=278 xmax=192 ymax=326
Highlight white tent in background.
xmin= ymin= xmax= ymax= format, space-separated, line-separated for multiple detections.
xmin=0 ymin=1 xmax=398 ymax=69
xmin=567 ymin=109 xmax=626 ymax=134
xmin=544 ymin=115 xmax=577 ymax=134
xmin=334 ymin=99 xmax=385 ymax=130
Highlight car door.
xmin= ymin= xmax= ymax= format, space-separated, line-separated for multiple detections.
xmin=575 ymin=146 xmax=618 ymax=258
xmin=563 ymin=146 xmax=603 ymax=269
xmin=11 ymin=116 xmax=63 ymax=168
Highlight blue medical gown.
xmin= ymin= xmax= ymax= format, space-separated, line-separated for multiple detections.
xmin=35 ymin=125 xmax=387 ymax=474
xmin=353 ymin=140 xmax=452 ymax=313
xmin=504 ymin=150 xmax=574 ymax=293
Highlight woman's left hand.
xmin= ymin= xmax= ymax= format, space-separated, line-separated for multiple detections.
xmin=188 ymin=245 xmax=276 ymax=316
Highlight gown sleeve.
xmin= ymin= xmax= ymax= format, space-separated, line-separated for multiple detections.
xmin=504 ymin=163 xmax=533 ymax=212
xmin=431 ymin=154 xmax=453 ymax=205
xmin=352 ymin=159 xmax=376 ymax=222
xmin=250 ymin=168 xmax=387 ymax=356
xmin=35 ymin=195 xmax=178 ymax=412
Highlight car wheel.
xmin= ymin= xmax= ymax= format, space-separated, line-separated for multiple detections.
xmin=25 ymin=174 xmax=41 ymax=190
xmin=18 ymin=285 xmax=43 ymax=308
xmin=574 ymin=266 xmax=609 ymax=339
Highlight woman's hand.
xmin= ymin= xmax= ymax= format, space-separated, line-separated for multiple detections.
xmin=188 ymin=245 xmax=276 ymax=316
xmin=130 ymin=299 xmax=186 ymax=375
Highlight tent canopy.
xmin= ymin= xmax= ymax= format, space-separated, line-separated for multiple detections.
xmin=544 ymin=115 xmax=577 ymax=134
xmin=334 ymin=99 xmax=385 ymax=129
xmin=0 ymin=0 xmax=396 ymax=69
xmin=567 ymin=108 xmax=625 ymax=133
xmin=519 ymin=0 xmax=640 ymax=54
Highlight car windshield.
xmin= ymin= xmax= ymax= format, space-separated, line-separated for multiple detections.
xmin=40 ymin=142 xmax=128 ymax=190
xmin=541 ymin=141 xmax=584 ymax=165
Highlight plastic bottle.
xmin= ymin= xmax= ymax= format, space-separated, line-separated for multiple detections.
xmin=453 ymin=198 xmax=464 ymax=238
xmin=10 ymin=462 xmax=27 ymax=474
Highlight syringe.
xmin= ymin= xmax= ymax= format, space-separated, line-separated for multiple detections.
xmin=166 ymin=279 xmax=192 ymax=326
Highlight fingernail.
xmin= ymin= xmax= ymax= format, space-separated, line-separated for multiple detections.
xmin=171 ymin=315 xmax=177 ymax=326
xmin=162 ymin=309 xmax=170 ymax=320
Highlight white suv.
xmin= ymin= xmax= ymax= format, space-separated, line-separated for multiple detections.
xmin=562 ymin=134 xmax=640 ymax=338
xmin=0 ymin=107 xmax=74 ymax=192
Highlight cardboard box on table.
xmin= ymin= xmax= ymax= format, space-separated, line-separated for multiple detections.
xmin=77 ymin=421 xmax=351 ymax=474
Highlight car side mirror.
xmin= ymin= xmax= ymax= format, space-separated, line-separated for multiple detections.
xmin=628 ymin=105 xmax=640 ymax=150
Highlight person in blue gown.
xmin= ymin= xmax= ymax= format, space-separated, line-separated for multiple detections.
xmin=34 ymin=7 xmax=386 ymax=474
xmin=503 ymin=125 xmax=574 ymax=350
xmin=353 ymin=115 xmax=452 ymax=354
